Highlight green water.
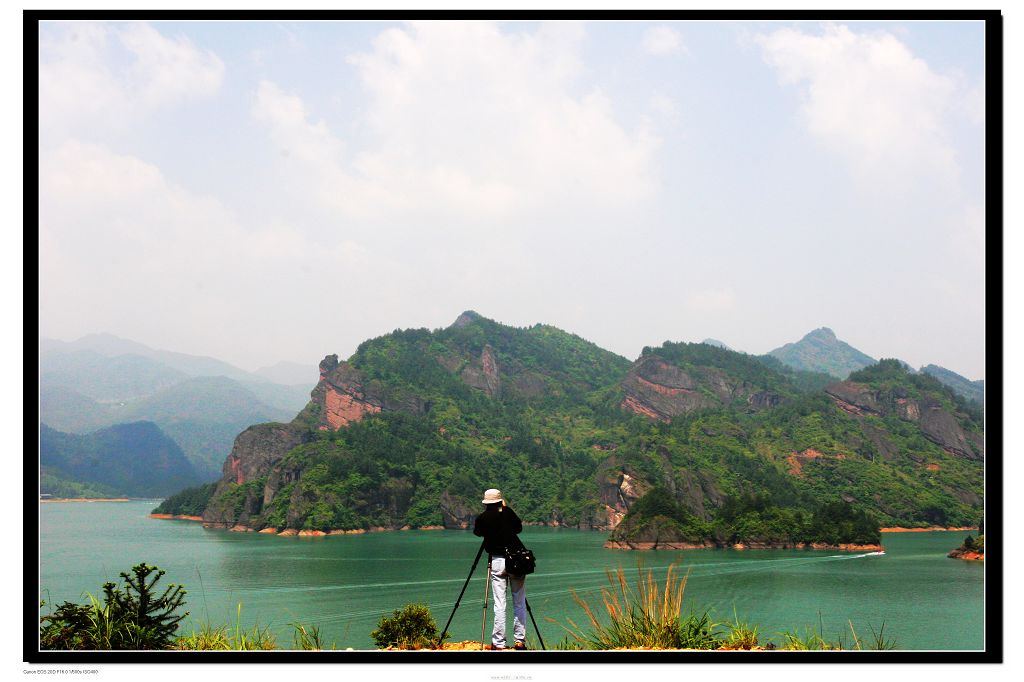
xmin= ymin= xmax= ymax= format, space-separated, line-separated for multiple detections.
xmin=38 ymin=501 xmax=984 ymax=650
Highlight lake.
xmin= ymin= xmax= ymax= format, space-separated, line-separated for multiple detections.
xmin=38 ymin=500 xmax=984 ymax=650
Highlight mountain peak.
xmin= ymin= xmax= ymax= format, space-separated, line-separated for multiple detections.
xmin=450 ymin=310 xmax=483 ymax=328
xmin=805 ymin=327 xmax=837 ymax=342
xmin=769 ymin=327 xmax=874 ymax=378
xmin=701 ymin=338 xmax=731 ymax=350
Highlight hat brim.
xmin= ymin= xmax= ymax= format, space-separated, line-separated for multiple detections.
xmin=482 ymin=498 xmax=503 ymax=504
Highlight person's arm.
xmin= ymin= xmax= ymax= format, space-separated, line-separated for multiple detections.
xmin=473 ymin=513 xmax=486 ymax=537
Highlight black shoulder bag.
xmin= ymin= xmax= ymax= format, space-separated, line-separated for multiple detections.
xmin=503 ymin=546 xmax=536 ymax=575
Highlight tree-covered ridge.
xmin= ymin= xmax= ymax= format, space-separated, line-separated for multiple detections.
xmin=848 ymin=359 xmax=983 ymax=429
xmin=152 ymin=481 xmax=218 ymax=517
xmin=185 ymin=314 xmax=983 ymax=538
xmin=41 ymin=421 xmax=203 ymax=498
xmin=349 ymin=313 xmax=632 ymax=406
xmin=920 ymin=364 xmax=984 ymax=406
xmin=609 ymin=488 xmax=882 ymax=547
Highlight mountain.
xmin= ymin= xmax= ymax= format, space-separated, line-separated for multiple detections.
xmin=701 ymin=338 xmax=731 ymax=350
xmin=768 ymin=327 xmax=876 ymax=378
xmin=920 ymin=364 xmax=984 ymax=405
xmin=167 ymin=312 xmax=983 ymax=537
xmin=253 ymin=361 xmax=319 ymax=387
xmin=40 ymin=351 xmax=189 ymax=402
xmin=41 ymin=336 xmax=313 ymax=415
xmin=40 ymin=377 xmax=293 ymax=480
xmin=40 ymin=422 xmax=202 ymax=497
xmin=38 ymin=336 xmax=321 ymax=479
xmin=41 ymin=333 xmax=260 ymax=384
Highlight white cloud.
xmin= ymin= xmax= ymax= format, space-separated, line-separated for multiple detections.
xmin=642 ymin=25 xmax=687 ymax=56
xmin=38 ymin=141 xmax=369 ymax=361
xmin=756 ymin=24 xmax=959 ymax=189
xmin=39 ymin=21 xmax=224 ymax=137
xmin=251 ymin=21 xmax=660 ymax=225
xmin=685 ymin=288 xmax=736 ymax=313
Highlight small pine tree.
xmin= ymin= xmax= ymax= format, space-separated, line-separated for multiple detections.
xmin=102 ymin=563 xmax=188 ymax=648
xmin=40 ymin=562 xmax=188 ymax=650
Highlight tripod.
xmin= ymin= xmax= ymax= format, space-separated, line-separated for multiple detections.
xmin=439 ymin=540 xmax=486 ymax=646
xmin=439 ymin=540 xmax=547 ymax=650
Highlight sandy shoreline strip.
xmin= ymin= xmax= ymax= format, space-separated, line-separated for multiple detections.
xmin=40 ymin=498 xmax=132 ymax=503
xmin=880 ymin=526 xmax=976 ymax=533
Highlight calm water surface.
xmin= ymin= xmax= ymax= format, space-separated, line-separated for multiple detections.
xmin=39 ymin=501 xmax=984 ymax=650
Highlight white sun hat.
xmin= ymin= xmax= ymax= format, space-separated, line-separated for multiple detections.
xmin=482 ymin=488 xmax=503 ymax=504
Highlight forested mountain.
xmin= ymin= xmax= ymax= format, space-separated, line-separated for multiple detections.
xmin=920 ymin=364 xmax=985 ymax=405
xmin=39 ymin=339 xmax=310 ymax=479
xmin=768 ymin=327 xmax=876 ymax=378
xmin=163 ymin=313 xmax=983 ymax=540
xmin=40 ymin=422 xmax=202 ymax=497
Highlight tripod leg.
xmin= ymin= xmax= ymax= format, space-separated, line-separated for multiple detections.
xmin=480 ymin=555 xmax=492 ymax=650
xmin=439 ymin=540 xmax=485 ymax=646
xmin=525 ymin=598 xmax=546 ymax=650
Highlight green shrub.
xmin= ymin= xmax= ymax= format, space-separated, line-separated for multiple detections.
xmin=40 ymin=563 xmax=187 ymax=650
xmin=370 ymin=603 xmax=439 ymax=649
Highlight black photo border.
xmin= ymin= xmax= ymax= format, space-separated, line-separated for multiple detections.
xmin=24 ymin=7 xmax=1003 ymax=666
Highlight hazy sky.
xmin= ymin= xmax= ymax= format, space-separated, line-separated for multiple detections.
xmin=36 ymin=19 xmax=988 ymax=378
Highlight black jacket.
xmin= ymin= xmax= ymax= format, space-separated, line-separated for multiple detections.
xmin=473 ymin=504 xmax=524 ymax=556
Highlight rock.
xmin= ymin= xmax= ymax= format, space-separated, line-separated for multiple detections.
xmin=450 ymin=310 xmax=482 ymax=328
xmin=202 ymin=423 xmax=312 ymax=527
xmin=459 ymin=345 xmax=501 ymax=397
xmin=439 ymin=490 xmax=475 ymax=528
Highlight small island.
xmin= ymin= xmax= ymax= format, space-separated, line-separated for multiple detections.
xmin=948 ymin=520 xmax=984 ymax=561
xmin=605 ymin=487 xmax=883 ymax=551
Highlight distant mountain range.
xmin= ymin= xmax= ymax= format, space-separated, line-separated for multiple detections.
xmin=40 ymin=421 xmax=203 ymax=498
xmin=39 ymin=335 xmax=317 ymax=480
xmin=707 ymin=329 xmax=982 ymax=405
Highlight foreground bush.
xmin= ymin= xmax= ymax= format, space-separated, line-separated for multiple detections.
xmin=371 ymin=603 xmax=439 ymax=649
xmin=40 ymin=563 xmax=187 ymax=650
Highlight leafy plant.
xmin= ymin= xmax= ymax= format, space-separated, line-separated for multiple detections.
xmin=370 ymin=603 xmax=439 ymax=649
xmin=40 ymin=563 xmax=188 ymax=650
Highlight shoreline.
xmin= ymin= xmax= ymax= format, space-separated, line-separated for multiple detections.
xmin=880 ymin=526 xmax=976 ymax=533
xmin=41 ymin=498 xmax=132 ymax=503
xmin=149 ymin=516 xmax=448 ymax=535
xmin=604 ymin=541 xmax=883 ymax=551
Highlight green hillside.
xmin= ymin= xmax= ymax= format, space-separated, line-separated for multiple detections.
xmin=920 ymin=364 xmax=984 ymax=406
xmin=180 ymin=313 xmax=983 ymax=540
xmin=40 ymin=422 xmax=203 ymax=497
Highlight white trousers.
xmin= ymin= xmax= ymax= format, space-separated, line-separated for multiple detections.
xmin=489 ymin=555 xmax=526 ymax=647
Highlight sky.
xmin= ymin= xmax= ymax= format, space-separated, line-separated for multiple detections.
xmin=35 ymin=19 xmax=989 ymax=379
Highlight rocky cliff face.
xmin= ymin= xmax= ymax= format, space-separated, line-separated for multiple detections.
xmin=203 ymin=422 xmax=311 ymax=527
xmin=620 ymin=355 xmax=776 ymax=421
xmin=303 ymin=354 xmax=427 ymax=431
xmin=459 ymin=345 xmax=501 ymax=398
xmin=825 ymin=381 xmax=983 ymax=460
